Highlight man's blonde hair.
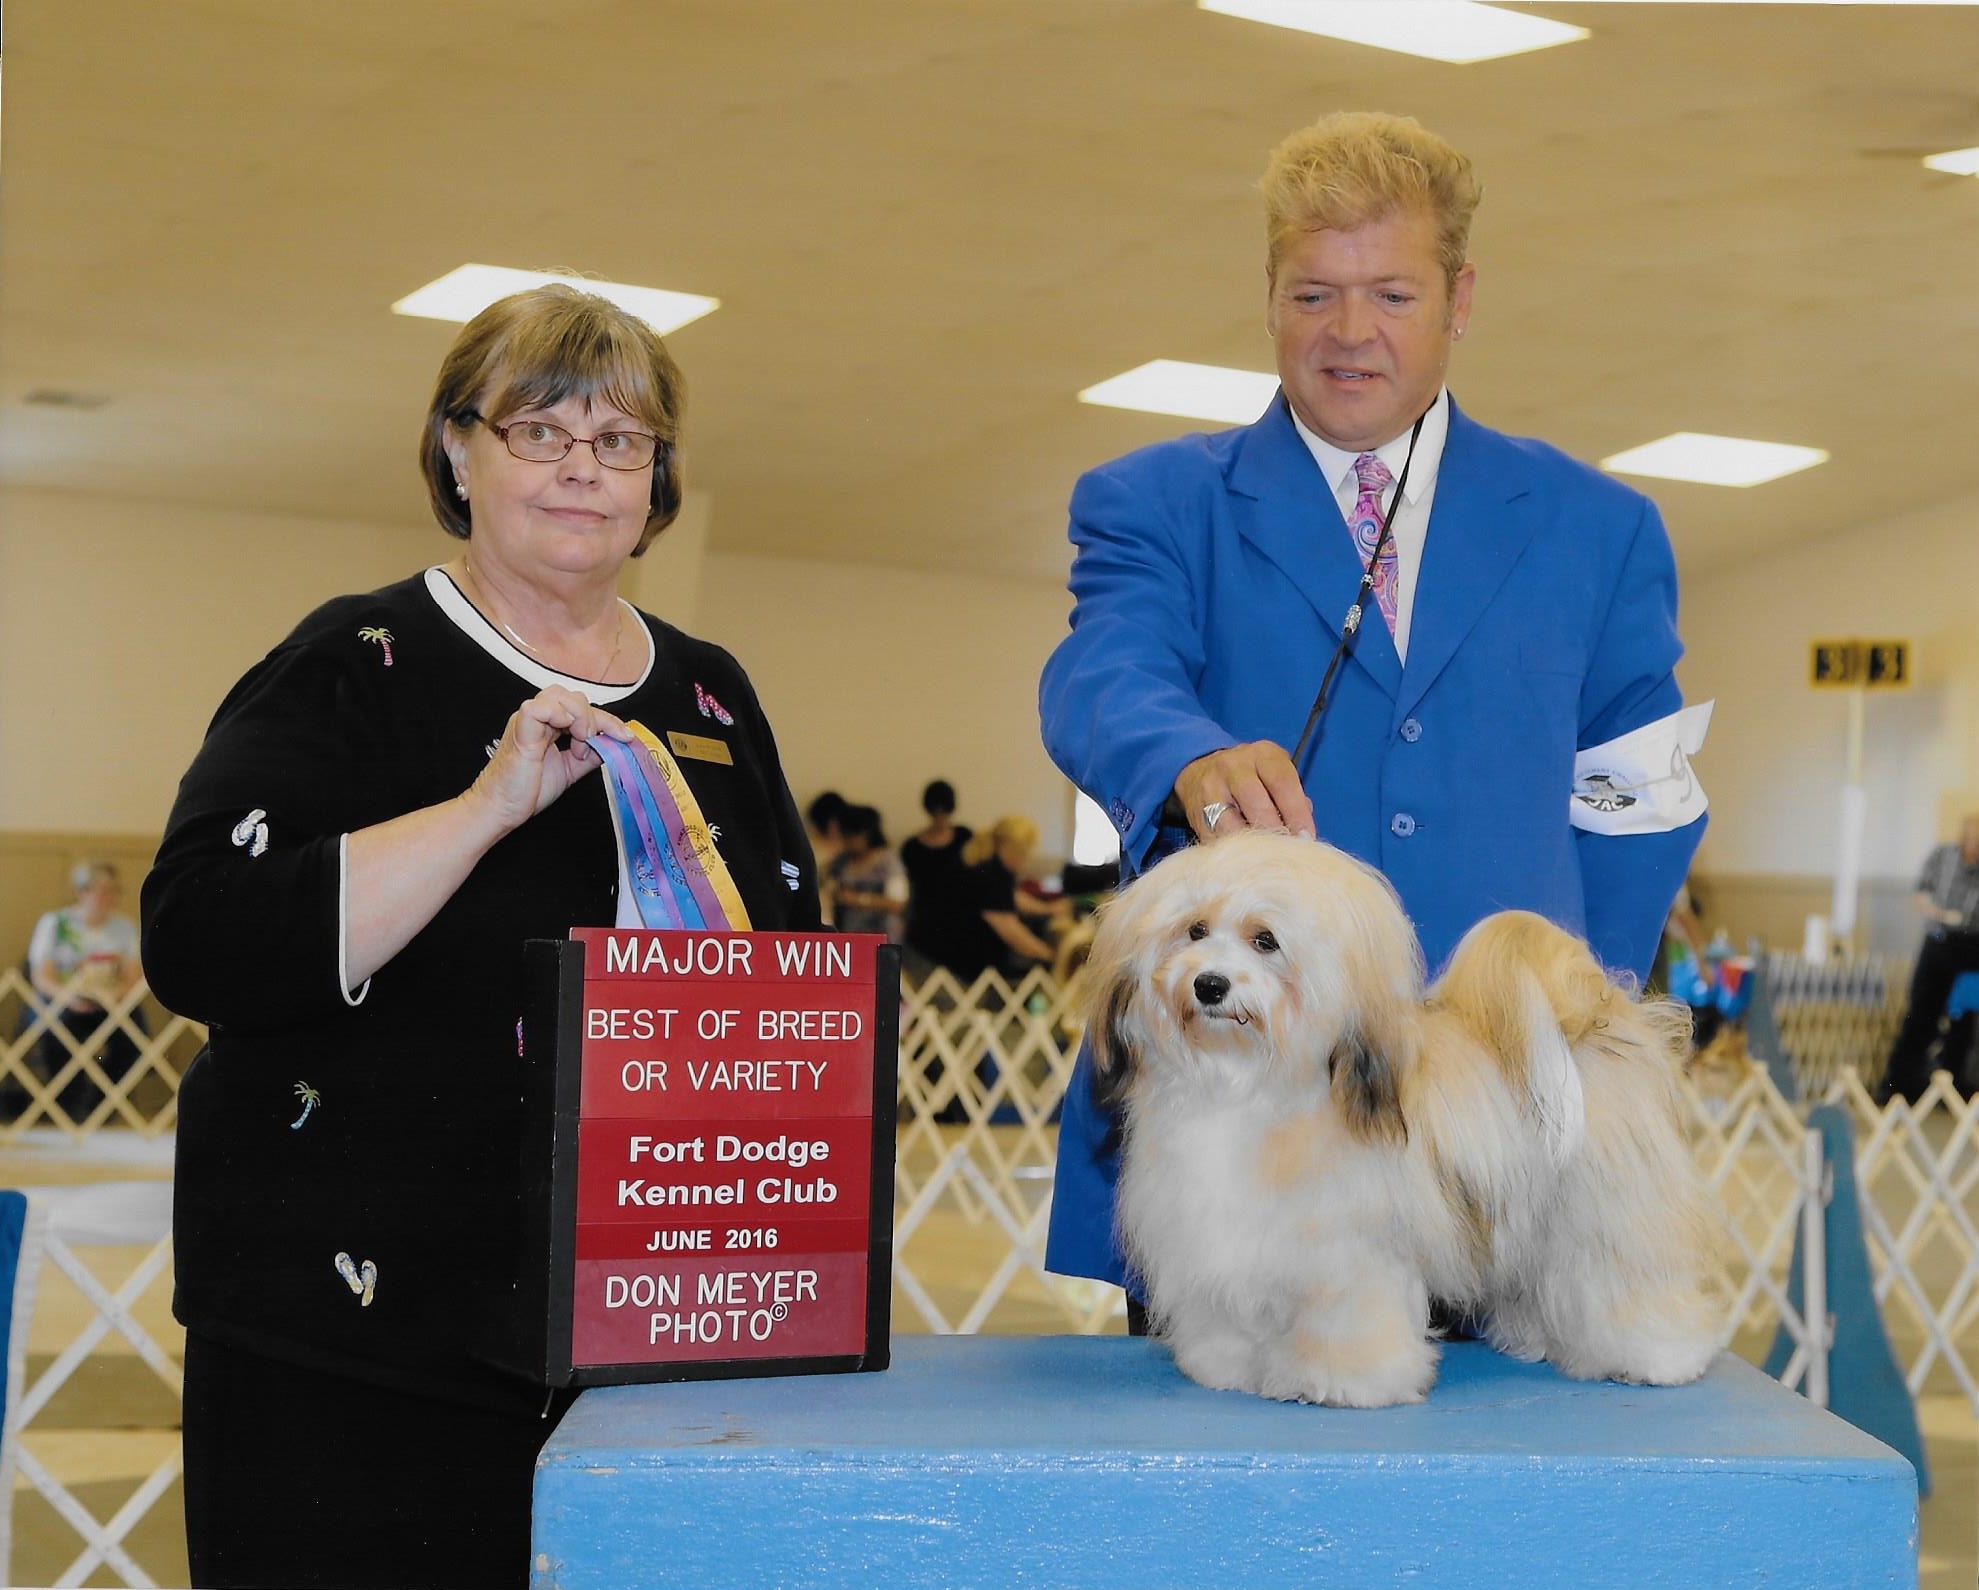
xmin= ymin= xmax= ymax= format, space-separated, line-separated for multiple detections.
xmin=1263 ymin=112 xmax=1481 ymax=293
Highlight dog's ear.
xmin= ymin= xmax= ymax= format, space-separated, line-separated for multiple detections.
xmin=1319 ymin=858 xmax=1423 ymax=1146
xmin=1329 ymin=1029 xmax=1408 ymax=1146
xmin=1329 ymin=969 xmax=1415 ymax=1146
xmin=1088 ymin=971 xmax=1140 ymax=1113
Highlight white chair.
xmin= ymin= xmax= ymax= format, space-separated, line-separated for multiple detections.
xmin=0 ymin=1180 xmax=179 ymax=1588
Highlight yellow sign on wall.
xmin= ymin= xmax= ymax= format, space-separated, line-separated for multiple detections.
xmin=1864 ymin=640 xmax=1909 ymax=688
xmin=1809 ymin=638 xmax=1910 ymax=689
xmin=1810 ymin=640 xmax=1859 ymax=687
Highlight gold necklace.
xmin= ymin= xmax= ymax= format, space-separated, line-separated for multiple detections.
xmin=460 ymin=559 xmax=627 ymax=681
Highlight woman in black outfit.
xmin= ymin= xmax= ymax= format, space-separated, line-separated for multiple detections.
xmin=142 ymin=285 xmax=819 ymax=1589
xmin=899 ymin=779 xmax=973 ymax=980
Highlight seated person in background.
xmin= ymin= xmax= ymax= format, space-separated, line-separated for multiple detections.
xmin=948 ymin=817 xmax=1069 ymax=983
xmin=830 ymin=805 xmax=907 ymax=939
xmin=900 ymin=779 xmax=975 ymax=980
xmin=23 ymin=861 xmax=144 ymax=1119
xmin=1878 ymin=813 xmax=1979 ymax=1105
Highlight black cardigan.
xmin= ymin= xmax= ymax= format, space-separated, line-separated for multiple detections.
xmin=143 ymin=571 xmax=821 ymax=1408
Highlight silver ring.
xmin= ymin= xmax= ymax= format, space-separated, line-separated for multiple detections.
xmin=1201 ymin=801 xmax=1230 ymax=830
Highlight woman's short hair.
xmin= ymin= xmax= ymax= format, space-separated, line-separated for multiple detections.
xmin=841 ymin=804 xmax=887 ymax=849
xmin=963 ymin=816 xmax=1039 ymax=868
xmin=921 ymin=780 xmax=956 ymax=818
xmin=71 ymin=861 xmax=117 ymax=895
xmin=419 ymin=283 xmax=686 ymax=555
xmin=1262 ymin=112 xmax=1482 ymax=295
xmin=806 ymin=791 xmax=849 ymax=835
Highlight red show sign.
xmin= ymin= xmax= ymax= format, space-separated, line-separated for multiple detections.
xmin=553 ymin=929 xmax=891 ymax=1377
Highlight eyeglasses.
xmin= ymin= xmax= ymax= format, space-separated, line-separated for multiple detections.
xmin=468 ymin=411 xmax=664 ymax=471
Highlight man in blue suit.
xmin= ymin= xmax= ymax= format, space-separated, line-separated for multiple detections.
xmin=1040 ymin=112 xmax=1710 ymax=1311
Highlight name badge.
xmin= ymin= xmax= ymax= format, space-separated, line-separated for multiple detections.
xmin=668 ymin=731 xmax=733 ymax=766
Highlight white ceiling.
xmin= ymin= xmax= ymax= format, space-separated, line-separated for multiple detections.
xmin=3 ymin=1 xmax=1978 ymax=584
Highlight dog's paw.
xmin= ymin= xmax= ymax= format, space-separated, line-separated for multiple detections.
xmin=1171 ymin=1334 xmax=1262 ymax=1395
xmin=1260 ymin=1332 xmax=1440 ymax=1407
xmin=1596 ymin=1334 xmax=1718 ymax=1387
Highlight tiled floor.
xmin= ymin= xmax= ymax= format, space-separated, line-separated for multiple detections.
xmin=3 ymin=1133 xmax=1970 ymax=1588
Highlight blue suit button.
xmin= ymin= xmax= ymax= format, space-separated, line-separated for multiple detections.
xmin=1390 ymin=812 xmax=1416 ymax=837
xmin=1399 ymin=718 xmax=1422 ymax=743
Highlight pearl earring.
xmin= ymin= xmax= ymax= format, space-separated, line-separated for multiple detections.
xmin=455 ymin=482 xmax=468 ymax=500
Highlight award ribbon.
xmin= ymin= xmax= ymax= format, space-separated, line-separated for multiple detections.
xmin=589 ymin=724 xmax=752 ymax=932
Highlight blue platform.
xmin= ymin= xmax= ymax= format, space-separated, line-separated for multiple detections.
xmin=532 ymin=1336 xmax=1917 ymax=1589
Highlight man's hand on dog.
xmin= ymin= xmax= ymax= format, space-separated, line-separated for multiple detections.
xmin=1176 ymin=743 xmax=1315 ymax=842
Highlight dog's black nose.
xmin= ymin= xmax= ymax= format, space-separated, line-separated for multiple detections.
xmin=1193 ymin=972 xmax=1230 ymax=1006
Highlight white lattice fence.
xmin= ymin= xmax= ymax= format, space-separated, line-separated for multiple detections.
xmin=1766 ymin=952 xmax=1909 ymax=1096
xmin=1821 ymin=1070 xmax=1979 ymax=1411
xmin=891 ymin=968 xmax=1115 ymax=1332
xmin=3 ymin=1182 xmax=182 ymax=1589
xmin=0 ymin=970 xmax=197 ymax=1143
xmin=1683 ymin=1072 xmax=1829 ymax=1397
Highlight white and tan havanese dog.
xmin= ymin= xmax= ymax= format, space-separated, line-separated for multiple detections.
xmin=1084 ymin=828 xmax=1720 ymax=1407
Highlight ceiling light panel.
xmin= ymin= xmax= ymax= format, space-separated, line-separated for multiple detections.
xmin=1198 ymin=1 xmax=1588 ymax=63
xmin=1078 ymin=361 xmax=1280 ymax=425
xmin=1600 ymin=432 xmax=1829 ymax=488
xmin=1923 ymin=148 xmax=1979 ymax=176
xmin=393 ymin=265 xmax=718 ymax=335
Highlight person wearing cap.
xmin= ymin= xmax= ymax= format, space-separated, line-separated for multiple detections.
xmin=1038 ymin=111 xmax=1709 ymax=1329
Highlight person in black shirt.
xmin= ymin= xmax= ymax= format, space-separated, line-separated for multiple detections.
xmin=142 ymin=284 xmax=819 ymax=1590
xmin=899 ymin=779 xmax=975 ymax=980
xmin=946 ymin=816 xmax=1067 ymax=983
xmin=1878 ymin=814 xmax=1979 ymax=1104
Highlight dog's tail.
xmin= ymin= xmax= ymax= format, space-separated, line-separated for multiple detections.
xmin=1431 ymin=912 xmax=1620 ymax=1165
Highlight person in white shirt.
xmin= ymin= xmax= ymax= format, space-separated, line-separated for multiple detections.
xmin=22 ymin=861 xmax=144 ymax=1118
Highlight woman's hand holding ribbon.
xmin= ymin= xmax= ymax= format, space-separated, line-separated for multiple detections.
xmin=468 ymin=686 xmax=636 ymax=838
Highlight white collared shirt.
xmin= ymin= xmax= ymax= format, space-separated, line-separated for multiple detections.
xmin=1289 ymin=386 xmax=1450 ymax=664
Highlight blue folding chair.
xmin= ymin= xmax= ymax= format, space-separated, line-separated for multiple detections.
xmin=1927 ymin=971 xmax=1979 ymax=1086
xmin=0 ymin=1190 xmax=48 ymax=1583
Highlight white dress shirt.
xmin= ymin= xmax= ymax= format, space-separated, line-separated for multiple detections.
xmin=1288 ymin=386 xmax=1450 ymax=664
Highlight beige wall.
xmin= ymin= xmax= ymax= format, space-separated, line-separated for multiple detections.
xmin=1676 ymin=484 xmax=1979 ymax=890
xmin=1 ymin=485 xmax=445 ymax=834
xmin=1674 ymin=484 xmax=1979 ymax=956
xmin=17 ymin=467 xmax=1977 ymax=963
xmin=0 ymin=486 xmax=1077 ymax=948
xmin=0 ymin=484 xmax=719 ymax=836
xmin=692 ymin=551 xmax=1076 ymax=859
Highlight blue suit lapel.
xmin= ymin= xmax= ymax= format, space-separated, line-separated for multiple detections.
xmin=1227 ymin=392 xmax=1403 ymax=701
xmin=1397 ymin=399 xmax=1538 ymax=721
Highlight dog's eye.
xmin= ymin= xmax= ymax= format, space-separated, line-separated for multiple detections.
xmin=1187 ymin=920 xmax=1208 ymax=942
xmin=1252 ymin=930 xmax=1279 ymax=954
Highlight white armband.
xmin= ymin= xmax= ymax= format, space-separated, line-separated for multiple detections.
xmin=1570 ymin=701 xmax=1713 ymax=836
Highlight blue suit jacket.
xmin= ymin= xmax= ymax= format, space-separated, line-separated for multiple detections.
xmin=1039 ymin=392 xmax=1706 ymax=1288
